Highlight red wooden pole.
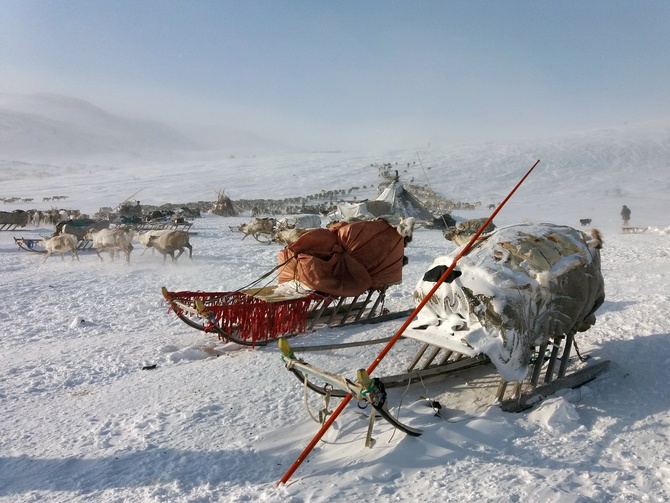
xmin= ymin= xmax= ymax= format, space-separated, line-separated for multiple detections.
xmin=366 ymin=158 xmax=540 ymax=375
xmin=278 ymin=159 xmax=540 ymax=486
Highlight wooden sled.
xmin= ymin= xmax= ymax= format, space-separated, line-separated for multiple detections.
xmin=281 ymin=323 xmax=610 ymax=433
xmin=401 ymin=326 xmax=609 ymax=412
xmin=14 ymin=236 xmax=94 ymax=253
xmin=115 ymin=220 xmax=194 ymax=233
xmin=1 ymin=223 xmax=22 ymax=231
xmin=621 ymin=226 xmax=648 ymax=234
xmin=162 ymin=285 xmax=404 ymax=347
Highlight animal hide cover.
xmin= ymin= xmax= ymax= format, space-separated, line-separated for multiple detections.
xmin=411 ymin=223 xmax=605 ymax=381
xmin=277 ymin=219 xmax=405 ymax=297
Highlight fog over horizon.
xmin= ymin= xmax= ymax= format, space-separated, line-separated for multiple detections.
xmin=2 ymin=2 xmax=670 ymax=151
xmin=3 ymin=91 xmax=670 ymax=162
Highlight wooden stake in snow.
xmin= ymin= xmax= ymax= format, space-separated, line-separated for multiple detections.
xmin=277 ymin=159 xmax=541 ymax=486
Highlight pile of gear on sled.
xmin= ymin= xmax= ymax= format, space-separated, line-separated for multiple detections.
xmin=162 ymin=218 xmax=415 ymax=346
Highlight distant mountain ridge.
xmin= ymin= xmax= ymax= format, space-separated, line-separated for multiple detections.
xmin=0 ymin=93 xmax=284 ymax=159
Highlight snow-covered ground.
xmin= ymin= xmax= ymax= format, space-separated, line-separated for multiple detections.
xmin=2 ymin=123 xmax=670 ymax=502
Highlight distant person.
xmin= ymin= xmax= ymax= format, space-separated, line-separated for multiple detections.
xmin=621 ymin=205 xmax=631 ymax=226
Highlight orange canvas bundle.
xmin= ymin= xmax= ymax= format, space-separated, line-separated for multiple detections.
xmin=278 ymin=219 xmax=405 ymax=297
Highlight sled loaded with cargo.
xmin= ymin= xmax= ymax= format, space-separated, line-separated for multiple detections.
xmin=162 ymin=218 xmax=415 ymax=346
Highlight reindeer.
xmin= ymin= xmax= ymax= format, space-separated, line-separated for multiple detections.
xmin=38 ymin=234 xmax=79 ymax=263
xmin=238 ymin=217 xmax=276 ymax=242
xmin=146 ymin=230 xmax=193 ymax=262
xmin=85 ymin=228 xmax=134 ymax=264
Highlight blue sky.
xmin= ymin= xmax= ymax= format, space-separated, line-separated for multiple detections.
xmin=1 ymin=1 xmax=669 ymax=149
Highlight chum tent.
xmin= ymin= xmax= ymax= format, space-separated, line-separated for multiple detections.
xmin=337 ymin=178 xmax=434 ymax=222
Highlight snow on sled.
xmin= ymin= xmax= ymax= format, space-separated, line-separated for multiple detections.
xmin=162 ymin=218 xmax=415 ymax=346
xmin=408 ymin=223 xmax=606 ymax=381
xmin=406 ymin=222 xmax=608 ymax=410
xmin=281 ymin=223 xmax=609 ymax=440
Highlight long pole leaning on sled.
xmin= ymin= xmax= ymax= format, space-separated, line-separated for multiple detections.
xmin=277 ymin=159 xmax=541 ymax=487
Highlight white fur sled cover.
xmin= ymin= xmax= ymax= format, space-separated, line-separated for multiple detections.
xmin=410 ymin=223 xmax=605 ymax=381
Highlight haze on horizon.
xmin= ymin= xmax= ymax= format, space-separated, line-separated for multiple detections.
xmin=1 ymin=0 xmax=670 ymax=151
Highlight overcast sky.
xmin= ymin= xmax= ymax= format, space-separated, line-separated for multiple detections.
xmin=1 ymin=1 xmax=669 ymax=150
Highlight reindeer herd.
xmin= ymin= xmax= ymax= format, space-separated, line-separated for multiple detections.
xmin=10 ymin=204 xmax=324 ymax=265
xmin=2 ymin=196 xmax=196 ymax=264
xmin=1 ymin=195 xmax=69 ymax=204
xmin=35 ymin=210 xmax=416 ymax=265
xmin=0 ymin=208 xmax=85 ymax=231
xmin=36 ymin=227 xmax=192 ymax=264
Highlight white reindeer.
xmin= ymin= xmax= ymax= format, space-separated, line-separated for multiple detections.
xmin=85 ymin=228 xmax=134 ymax=264
xmin=38 ymin=234 xmax=79 ymax=263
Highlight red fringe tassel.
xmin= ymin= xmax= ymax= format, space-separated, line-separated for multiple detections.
xmin=171 ymin=291 xmax=323 ymax=345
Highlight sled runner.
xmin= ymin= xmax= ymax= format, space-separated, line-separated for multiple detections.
xmin=163 ymin=218 xmax=414 ymax=346
xmin=14 ymin=236 xmax=94 ymax=253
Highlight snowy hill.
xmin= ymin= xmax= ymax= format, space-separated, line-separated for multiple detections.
xmin=419 ymin=123 xmax=670 ymax=230
xmin=1 ymin=93 xmax=669 ymax=231
xmin=2 ymin=112 xmax=669 ymax=234
xmin=0 ymin=94 xmax=284 ymax=159
xmin=0 ymin=93 xmax=203 ymax=158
